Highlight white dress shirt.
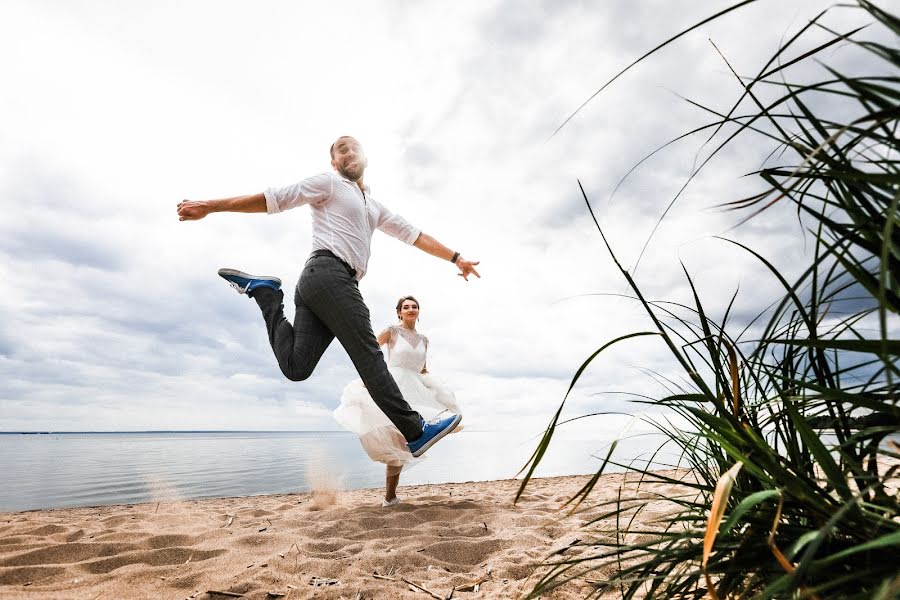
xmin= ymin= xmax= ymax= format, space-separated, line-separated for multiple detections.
xmin=264 ymin=172 xmax=421 ymax=280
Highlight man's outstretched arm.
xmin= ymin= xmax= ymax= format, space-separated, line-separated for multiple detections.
xmin=413 ymin=233 xmax=481 ymax=281
xmin=177 ymin=193 xmax=267 ymax=221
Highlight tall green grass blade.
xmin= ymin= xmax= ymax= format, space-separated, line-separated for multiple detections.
xmin=514 ymin=331 xmax=659 ymax=503
xmin=551 ymin=0 xmax=760 ymax=138
xmin=526 ymin=2 xmax=900 ymax=596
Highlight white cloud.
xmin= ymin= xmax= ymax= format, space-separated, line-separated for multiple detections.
xmin=0 ymin=0 xmax=883 ymax=437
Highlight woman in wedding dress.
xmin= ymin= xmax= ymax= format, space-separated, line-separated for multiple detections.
xmin=333 ymin=296 xmax=461 ymax=507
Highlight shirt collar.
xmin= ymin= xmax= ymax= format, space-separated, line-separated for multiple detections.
xmin=337 ymin=173 xmax=370 ymax=194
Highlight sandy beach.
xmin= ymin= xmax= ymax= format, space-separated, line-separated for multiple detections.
xmin=0 ymin=472 xmax=686 ymax=599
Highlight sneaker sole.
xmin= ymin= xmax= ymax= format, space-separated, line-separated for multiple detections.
xmin=217 ymin=268 xmax=282 ymax=286
xmin=410 ymin=414 xmax=461 ymax=458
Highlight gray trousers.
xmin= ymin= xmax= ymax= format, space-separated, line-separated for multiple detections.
xmin=252 ymin=252 xmax=424 ymax=442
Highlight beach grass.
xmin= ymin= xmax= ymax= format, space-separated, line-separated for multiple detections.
xmin=519 ymin=1 xmax=900 ymax=597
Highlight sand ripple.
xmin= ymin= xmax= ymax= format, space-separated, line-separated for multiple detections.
xmin=0 ymin=473 xmax=687 ymax=598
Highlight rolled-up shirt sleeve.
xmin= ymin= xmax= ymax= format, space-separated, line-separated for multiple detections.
xmin=264 ymin=173 xmax=333 ymax=214
xmin=373 ymin=200 xmax=421 ymax=245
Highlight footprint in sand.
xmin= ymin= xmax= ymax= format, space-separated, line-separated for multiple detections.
xmin=144 ymin=534 xmax=199 ymax=549
xmin=82 ymin=547 xmax=227 ymax=574
xmin=21 ymin=524 xmax=68 ymax=536
xmin=0 ymin=542 xmax=141 ymax=566
xmin=0 ymin=565 xmax=66 ymax=586
xmin=420 ymin=539 xmax=509 ymax=567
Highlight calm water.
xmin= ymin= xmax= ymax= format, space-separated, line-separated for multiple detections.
xmin=0 ymin=431 xmax=669 ymax=512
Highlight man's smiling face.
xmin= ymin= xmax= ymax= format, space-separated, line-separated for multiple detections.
xmin=330 ymin=136 xmax=367 ymax=182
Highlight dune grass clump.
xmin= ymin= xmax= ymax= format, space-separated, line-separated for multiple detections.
xmin=520 ymin=1 xmax=899 ymax=597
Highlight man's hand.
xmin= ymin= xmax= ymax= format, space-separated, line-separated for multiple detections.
xmin=456 ymin=257 xmax=480 ymax=281
xmin=411 ymin=232 xmax=482 ymax=282
xmin=177 ymin=200 xmax=211 ymax=221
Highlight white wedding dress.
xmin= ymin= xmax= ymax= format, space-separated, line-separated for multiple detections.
xmin=333 ymin=325 xmax=461 ymax=467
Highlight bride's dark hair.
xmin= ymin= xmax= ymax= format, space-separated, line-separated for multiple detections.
xmin=395 ymin=295 xmax=419 ymax=319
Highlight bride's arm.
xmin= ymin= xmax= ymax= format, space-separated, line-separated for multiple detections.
xmin=376 ymin=326 xmax=393 ymax=347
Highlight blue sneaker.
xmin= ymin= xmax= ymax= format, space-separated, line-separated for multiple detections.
xmin=407 ymin=414 xmax=461 ymax=458
xmin=218 ymin=268 xmax=282 ymax=296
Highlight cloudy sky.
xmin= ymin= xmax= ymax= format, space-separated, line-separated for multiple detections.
xmin=0 ymin=1 xmax=882 ymax=437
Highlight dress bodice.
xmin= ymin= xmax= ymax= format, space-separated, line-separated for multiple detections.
xmin=384 ymin=325 xmax=427 ymax=372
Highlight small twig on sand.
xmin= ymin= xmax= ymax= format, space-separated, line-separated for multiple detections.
xmin=291 ymin=542 xmax=302 ymax=572
xmin=454 ymin=578 xmax=489 ymax=593
xmin=266 ymin=593 xmax=286 ymax=598
xmin=207 ymin=591 xmax=243 ymax=598
xmin=400 ymin=578 xmax=443 ymax=600
xmin=155 ymin=502 xmax=160 ymax=514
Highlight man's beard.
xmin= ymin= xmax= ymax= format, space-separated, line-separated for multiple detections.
xmin=338 ymin=163 xmax=364 ymax=181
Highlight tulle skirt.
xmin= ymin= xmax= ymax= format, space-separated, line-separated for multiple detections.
xmin=333 ymin=367 xmax=461 ymax=468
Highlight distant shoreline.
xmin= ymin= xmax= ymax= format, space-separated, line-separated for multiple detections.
xmin=1 ymin=430 xmax=613 ymax=513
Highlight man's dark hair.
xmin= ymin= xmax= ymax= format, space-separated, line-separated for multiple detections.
xmin=330 ymin=136 xmax=354 ymax=159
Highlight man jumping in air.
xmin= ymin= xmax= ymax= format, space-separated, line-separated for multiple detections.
xmin=176 ymin=136 xmax=479 ymax=457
